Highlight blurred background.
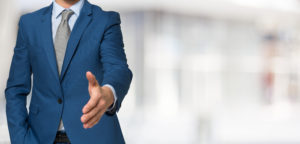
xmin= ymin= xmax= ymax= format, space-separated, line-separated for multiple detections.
xmin=2 ymin=0 xmax=300 ymax=143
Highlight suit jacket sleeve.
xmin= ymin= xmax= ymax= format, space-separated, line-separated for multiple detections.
xmin=5 ymin=15 xmax=32 ymax=144
xmin=100 ymin=12 xmax=133 ymax=113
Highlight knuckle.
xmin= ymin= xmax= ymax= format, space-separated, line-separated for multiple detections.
xmin=94 ymin=94 xmax=101 ymax=99
xmin=91 ymin=101 xmax=97 ymax=106
xmin=102 ymin=100 xmax=106 ymax=105
xmin=90 ymin=102 xmax=96 ymax=107
xmin=84 ymin=107 xmax=89 ymax=113
xmin=99 ymin=100 xmax=106 ymax=107
xmin=97 ymin=104 xmax=102 ymax=109
xmin=97 ymin=101 xmax=105 ymax=108
xmin=84 ymin=115 xmax=90 ymax=121
xmin=97 ymin=93 xmax=102 ymax=98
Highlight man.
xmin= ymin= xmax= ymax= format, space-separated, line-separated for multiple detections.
xmin=5 ymin=0 xmax=132 ymax=143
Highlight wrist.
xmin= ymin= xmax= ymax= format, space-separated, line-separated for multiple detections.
xmin=101 ymin=86 xmax=114 ymax=107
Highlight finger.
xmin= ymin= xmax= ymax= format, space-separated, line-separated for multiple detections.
xmin=81 ymin=101 xmax=105 ymax=123
xmin=84 ymin=109 xmax=105 ymax=129
xmin=86 ymin=101 xmax=107 ymax=128
xmin=86 ymin=71 xmax=98 ymax=87
xmin=82 ymin=96 xmax=99 ymax=114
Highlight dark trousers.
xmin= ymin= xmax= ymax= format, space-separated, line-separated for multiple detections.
xmin=53 ymin=131 xmax=71 ymax=144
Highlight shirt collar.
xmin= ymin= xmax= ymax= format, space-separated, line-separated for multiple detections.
xmin=52 ymin=0 xmax=84 ymax=19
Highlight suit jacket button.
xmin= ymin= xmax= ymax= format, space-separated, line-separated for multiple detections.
xmin=58 ymin=98 xmax=62 ymax=104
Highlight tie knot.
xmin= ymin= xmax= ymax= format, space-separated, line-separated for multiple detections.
xmin=61 ymin=9 xmax=74 ymax=21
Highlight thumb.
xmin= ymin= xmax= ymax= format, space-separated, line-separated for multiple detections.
xmin=86 ymin=71 xmax=98 ymax=87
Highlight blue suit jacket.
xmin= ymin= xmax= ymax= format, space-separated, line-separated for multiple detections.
xmin=5 ymin=1 xmax=132 ymax=143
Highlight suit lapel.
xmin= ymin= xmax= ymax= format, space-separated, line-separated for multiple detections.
xmin=40 ymin=4 xmax=60 ymax=83
xmin=60 ymin=1 xmax=93 ymax=82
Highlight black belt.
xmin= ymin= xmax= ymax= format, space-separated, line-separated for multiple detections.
xmin=54 ymin=131 xmax=71 ymax=144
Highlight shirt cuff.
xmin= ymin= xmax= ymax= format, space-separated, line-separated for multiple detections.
xmin=103 ymin=84 xmax=117 ymax=111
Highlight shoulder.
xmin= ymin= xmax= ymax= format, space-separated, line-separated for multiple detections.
xmin=90 ymin=3 xmax=120 ymax=22
xmin=19 ymin=4 xmax=51 ymax=25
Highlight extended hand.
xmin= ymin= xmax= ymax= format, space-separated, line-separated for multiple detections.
xmin=81 ymin=71 xmax=114 ymax=129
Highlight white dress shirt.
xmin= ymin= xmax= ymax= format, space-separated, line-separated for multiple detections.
xmin=52 ymin=0 xmax=117 ymax=131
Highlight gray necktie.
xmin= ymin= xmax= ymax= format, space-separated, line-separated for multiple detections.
xmin=54 ymin=9 xmax=74 ymax=76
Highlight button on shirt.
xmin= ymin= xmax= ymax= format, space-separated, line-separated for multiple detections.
xmin=51 ymin=0 xmax=117 ymax=131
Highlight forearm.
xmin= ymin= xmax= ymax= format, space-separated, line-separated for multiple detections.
xmin=101 ymin=67 xmax=132 ymax=111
